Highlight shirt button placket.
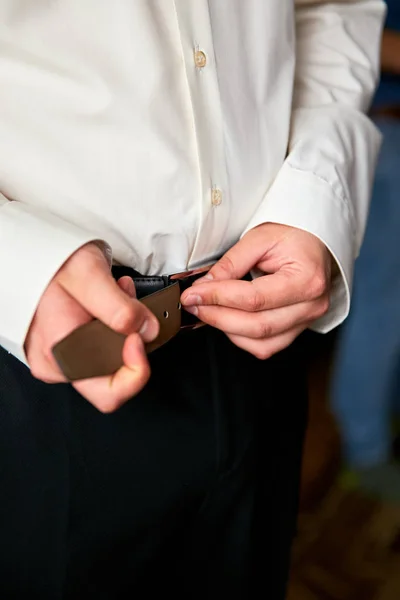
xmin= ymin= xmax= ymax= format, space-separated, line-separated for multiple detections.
xmin=194 ymin=49 xmax=207 ymax=69
xmin=211 ymin=188 xmax=222 ymax=206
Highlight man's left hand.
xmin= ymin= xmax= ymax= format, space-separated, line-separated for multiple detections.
xmin=181 ymin=223 xmax=333 ymax=359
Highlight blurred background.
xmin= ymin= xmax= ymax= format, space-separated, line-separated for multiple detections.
xmin=287 ymin=2 xmax=400 ymax=598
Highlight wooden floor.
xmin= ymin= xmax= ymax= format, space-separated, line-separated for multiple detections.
xmin=288 ymin=486 xmax=400 ymax=600
xmin=287 ymin=332 xmax=400 ymax=600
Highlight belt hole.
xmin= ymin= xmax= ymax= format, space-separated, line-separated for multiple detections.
xmin=163 ymin=311 xmax=169 ymax=318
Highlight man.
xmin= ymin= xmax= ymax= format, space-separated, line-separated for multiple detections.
xmin=0 ymin=1 xmax=384 ymax=598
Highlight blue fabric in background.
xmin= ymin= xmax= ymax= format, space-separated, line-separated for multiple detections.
xmin=385 ymin=0 xmax=400 ymax=30
xmin=373 ymin=0 xmax=400 ymax=108
xmin=331 ymin=1 xmax=400 ymax=469
xmin=331 ymin=118 xmax=400 ymax=467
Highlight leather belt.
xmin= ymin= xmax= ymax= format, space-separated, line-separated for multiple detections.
xmin=51 ymin=265 xmax=211 ymax=382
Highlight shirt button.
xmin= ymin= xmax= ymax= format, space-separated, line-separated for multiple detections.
xmin=194 ymin=50 xmax=207 ymax=68
xmin=211 ymin=188 xmax=222 ymax=206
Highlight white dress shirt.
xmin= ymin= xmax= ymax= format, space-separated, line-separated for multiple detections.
xmin=0 ymin=0 xmax=385 ymax=363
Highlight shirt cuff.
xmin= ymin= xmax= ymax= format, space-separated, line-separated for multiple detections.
xmin=243 ymin=163 xmax=354 ymax=333
xmin=0 ymin=201 xmax=111 ymax=364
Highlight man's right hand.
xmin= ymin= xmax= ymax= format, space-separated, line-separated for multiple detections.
xmin=25 ymin=243 xmax=160 ymax=413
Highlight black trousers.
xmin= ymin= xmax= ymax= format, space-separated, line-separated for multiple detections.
xmin=0 ymin=326 xmax=308 ymax=599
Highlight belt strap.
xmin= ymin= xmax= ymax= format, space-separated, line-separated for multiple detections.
xmin=51 ymin=267 xmax=208 ymax=382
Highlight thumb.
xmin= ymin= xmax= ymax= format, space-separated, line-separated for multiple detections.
xmin=194 ymin=230 xmax=266 ymax=283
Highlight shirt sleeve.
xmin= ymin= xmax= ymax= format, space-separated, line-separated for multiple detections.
xmin=0 ymin=195 xmax=111 ymax=364
xmin=244 ymin=0 xmax=386 ymax=333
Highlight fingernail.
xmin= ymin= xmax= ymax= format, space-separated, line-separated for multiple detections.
xmin=139 ymin=317 xmax=159 ymax=343
xmin=185 ymin=306 xmax=199 ymax=316
xmin=181 ymin=294 xmax=202 ymax=307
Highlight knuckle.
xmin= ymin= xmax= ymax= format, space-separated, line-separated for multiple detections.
xmin=314 ymin=295 xmax=330 ymax=318
xmin=254 ymin=320 xmax=274 ymax=340
xmin=216 ymin=254 xmax=235 ymax=278
xmin=246 ymin=289 xmax=265 ymax=312
xmin=208 ymin=292 xmax=220 ymax=307
xmin=308 ymin=271 xmax=328 ymax=299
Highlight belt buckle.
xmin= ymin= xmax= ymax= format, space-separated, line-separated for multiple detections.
xmin=169 ymin=265 xmax=212 ymax=331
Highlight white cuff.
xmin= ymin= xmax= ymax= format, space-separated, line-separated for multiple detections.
xmin=243 ymin=163 xmax=355 ymax=333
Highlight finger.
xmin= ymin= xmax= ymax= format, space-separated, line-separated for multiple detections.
xmin=186 ymin=296 xmax=328 ymax=339
xmin=117 ymin=276 xmax=136 ymax=298
xmin=73 ymin=333 xmax=150 ymax=412
xmin=182 ymin=271 xmax=312 ymax=312
xmin=29 ymin=277 xmax=138 ymax=385
xmin=27 ymin=283 xmax=93 ymax=384
xmin=57 ymin=249 xmax=159 ymax=341
xmin=227 ymin=326 xmax=306 ymax=361
xmin=192 ymin=229 xmax=267 ymax=284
